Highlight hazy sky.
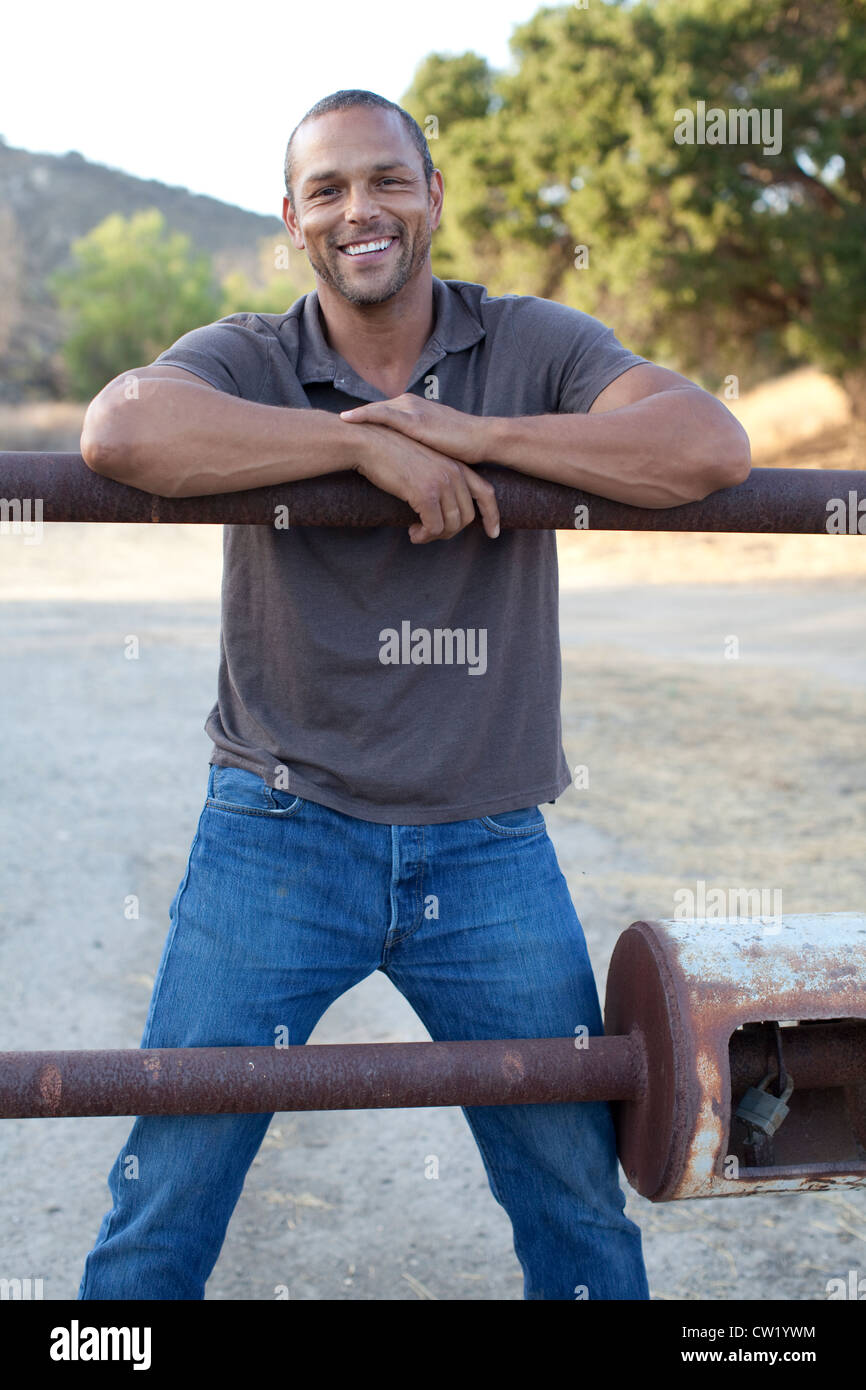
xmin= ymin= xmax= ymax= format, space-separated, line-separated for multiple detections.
xmin=3 ymin=0 xmax=551 ymax=217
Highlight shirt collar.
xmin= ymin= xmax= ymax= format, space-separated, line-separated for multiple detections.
xmin=289 ymin=275 xmax=485 ymax=400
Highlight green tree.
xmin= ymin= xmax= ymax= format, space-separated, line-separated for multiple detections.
xmin=220 ymin=232 xmax=315 ymax=316
xmin=403 ymin=0 xmax=866 ymax=410
xmin=49 ymin=209 xmax=223 ymax=399
xmin=402 ymin=50 xmax=496 ymax=127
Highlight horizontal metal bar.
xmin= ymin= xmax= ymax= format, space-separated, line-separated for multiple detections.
xmin=1 ymin=1022 xmax=862 ymax=1119
xmin=0 ymin=1036 xmax=646 ymax=1118
xmin=0 ymin=452 xmax=862 ymax=531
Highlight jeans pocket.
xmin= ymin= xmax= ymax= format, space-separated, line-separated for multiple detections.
xmin=206 ymin=764 xmax=304 ymax=818
xmin=478 ymin=804 xmax=546 ymax=837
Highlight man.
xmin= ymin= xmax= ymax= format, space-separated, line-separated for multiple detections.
xmin=77 ymin=88 xmax=750 ymax=1301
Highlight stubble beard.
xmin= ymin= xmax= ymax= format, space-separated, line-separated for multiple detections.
xmin=308 ymin=219 xmax=433 ymax=305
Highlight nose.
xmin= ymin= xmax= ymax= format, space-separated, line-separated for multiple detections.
xmin=344 ymin=181 xmax=382 ymax=225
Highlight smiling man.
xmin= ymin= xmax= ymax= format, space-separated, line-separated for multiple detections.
xmin=78 ymin=89 xmax=750 ymax=1303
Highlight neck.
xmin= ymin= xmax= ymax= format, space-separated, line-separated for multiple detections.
xmin=315 ymin=267 xmax=435 ymax=377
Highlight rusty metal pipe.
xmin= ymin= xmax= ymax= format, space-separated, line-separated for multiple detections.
xmin=0 ymin=453 xmax=863 ymax=531
xmin=2 ymin=1021 xmax=864 ymax=1120
xmin=0 ymin=1035 xmax=646 ymax=1119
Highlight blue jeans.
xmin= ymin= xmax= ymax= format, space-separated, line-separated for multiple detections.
xmin=78 ymin=765 xmax=649 ymax=1301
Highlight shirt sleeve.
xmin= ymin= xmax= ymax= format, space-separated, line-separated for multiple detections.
xmin=509 ymin=296 xmax=650 ymax=414
xmin=150 ymin=314 xmax=272 ymax=400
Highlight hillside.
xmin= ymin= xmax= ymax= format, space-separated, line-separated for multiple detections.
xmin=0 ymin=139 xmax=287 ymax=402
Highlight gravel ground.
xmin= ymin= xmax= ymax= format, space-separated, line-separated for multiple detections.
xmin=0 ymin=522 xmax=865 ymax=1301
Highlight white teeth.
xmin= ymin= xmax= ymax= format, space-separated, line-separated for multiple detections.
xmin=342 ymin=238 xmax=393 ymax=256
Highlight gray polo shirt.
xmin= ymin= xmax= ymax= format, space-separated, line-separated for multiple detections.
xmin=152 ymin=276 xmax=648 ymax=824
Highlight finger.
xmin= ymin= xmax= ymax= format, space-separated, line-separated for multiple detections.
xmin=461 ymin=467 xmax=501 ymax=538
xmin=411 ymin=484 xmax=469 ymax=544
xmin=414 ymin=490 xmax=446 ymax=544
xmin=346 ymin=408 xmax=422 ymax=444
xmin=414 ymin=471 xmax=472 ymax=542
xmin=345 ymin=393 xmax=414 ymax=411
xmin=433 ymin=483 xmax=462 ymax=538
xmin=340 ymin=405 xmax=387 ymax=423
xmin=448 ymin=470 xmax=478 ymax=535
xmin=340 ymin=397 xmax=416 ymax=422
xmin=409 ymin=519 xmax=446 ymax=545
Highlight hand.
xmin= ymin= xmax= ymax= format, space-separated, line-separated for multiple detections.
xmin=340 ymin=393 xmax=491 ymax=466
xmin=348 ymin=420 xmax=500 ymax=544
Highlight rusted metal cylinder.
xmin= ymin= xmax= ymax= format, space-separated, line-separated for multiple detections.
xmin=603 ymin=913 xmax=866 ymax=1201
xmin=0 ymin=452 xmax=863 ymax=531
xmin=0 ymin=1035 xmax=644 ymax=1119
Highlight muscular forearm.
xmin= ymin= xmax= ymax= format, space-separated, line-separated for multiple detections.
xmin=81 ymin=379 xmax=371 ymax=498
xmin=481 ymin=389 xmax=751 ymax=508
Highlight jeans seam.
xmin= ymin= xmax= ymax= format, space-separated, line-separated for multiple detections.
xmin=205 ymin=797 xmax=303 ymax=819
xmin=459 ymin=1107 xmax=510 ymax=1206
xmin=140 ymin=810 xmax=204 ymax=1047
xmin=477 ymin=806 xmax=546 ymax=838
xmin=385 ymin=827 xmax=429 ymax=948
xmin=478 ymin=822 xmax=546 ymax=838
xmin=79 ymin=1208 xmax=116 ymax=1298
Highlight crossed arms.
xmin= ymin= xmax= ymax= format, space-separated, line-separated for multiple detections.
xmin=81 ymin=361 xmax=751 ymax=546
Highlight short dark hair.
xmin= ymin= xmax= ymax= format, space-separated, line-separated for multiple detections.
xmin=284 ymin=89 xmax=434 ymax=209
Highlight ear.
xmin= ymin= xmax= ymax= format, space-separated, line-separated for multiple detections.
xmin=282 ymin=196 xmax=306 ymax=251
xmin=428 ymin=170 xmax=445 ymax=233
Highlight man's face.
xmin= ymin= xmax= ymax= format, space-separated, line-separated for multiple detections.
xmin=282 ymin=108 xmax=443 ymax=305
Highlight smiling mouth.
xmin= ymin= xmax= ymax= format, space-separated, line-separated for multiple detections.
xmin=337 ymin=236 xmax=397 ymax=260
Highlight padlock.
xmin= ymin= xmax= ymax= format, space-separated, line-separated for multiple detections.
xmin=735 ymin=1072 xmax=795 ymax=1138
